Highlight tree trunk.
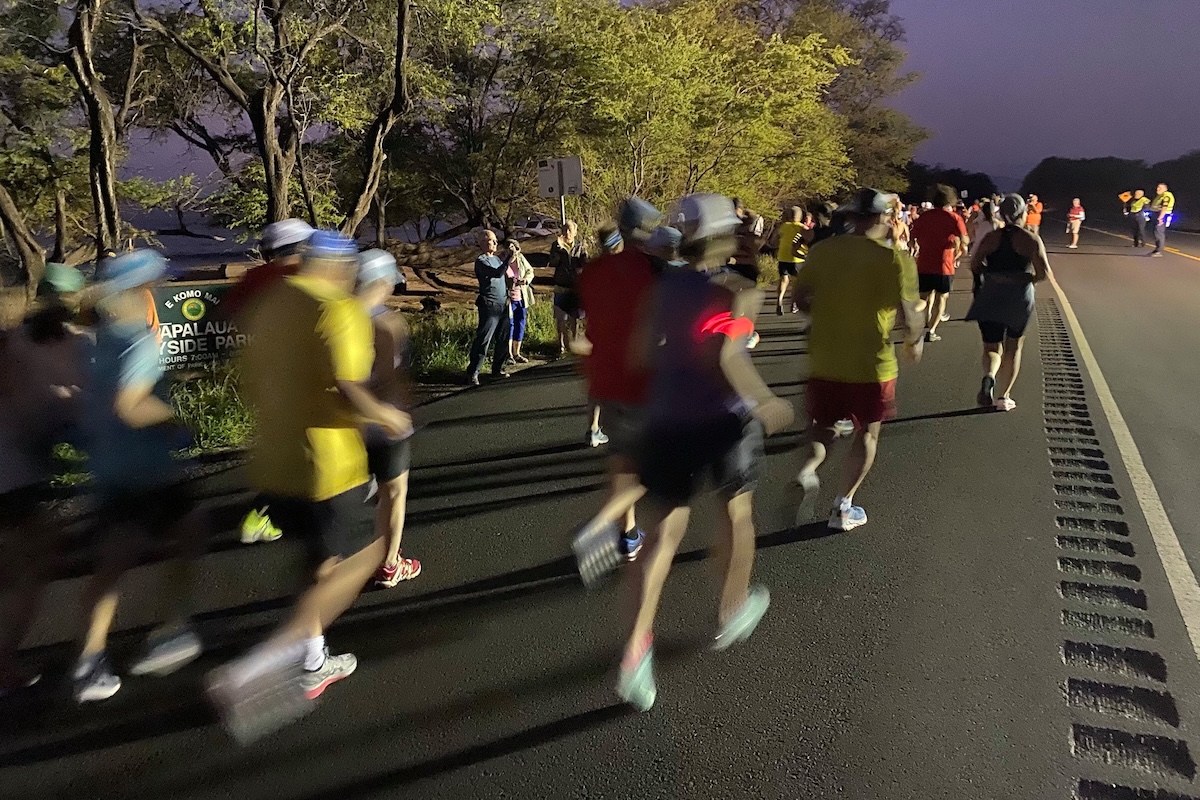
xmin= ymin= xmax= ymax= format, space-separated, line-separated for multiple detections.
xmin=373 ymin=192 xmax=387 ymax=247
xmin=249 ymin=87 xmax=297 ymax=224
xmin=51 ymin=187 xmax=69 ymax=263
xmin=296 ymin=148 xmax=319 ymax=228
xmin=0 ymin=182 xmax=47 ymax=295
xmin=66 ymin=0 xmax=122 ymax=259
xmin=341 ymin=0 xmax=412 ymax=234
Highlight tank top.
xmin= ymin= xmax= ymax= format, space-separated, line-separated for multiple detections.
xmin=646 ymin=269 xmax=745 ymax=426
xmin=983 ymin=228 xmax=1032 ymax=276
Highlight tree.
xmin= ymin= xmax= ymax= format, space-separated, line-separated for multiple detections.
xmin=905 ymin=162 xmax=997 ymax=205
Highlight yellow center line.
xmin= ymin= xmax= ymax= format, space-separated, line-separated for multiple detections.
xmin=1081 ymin=225 xmax=1200 ymax=263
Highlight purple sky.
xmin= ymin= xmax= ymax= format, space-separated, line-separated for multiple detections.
xmin=889 ymin=0 xmax=1200 ymax=183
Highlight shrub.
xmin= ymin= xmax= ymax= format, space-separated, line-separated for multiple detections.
xmin=757 ymin=254 xmax=779 ymax=288
xmin=171 ymin=363 xmax=256 ymax=452
xmin=405 ymin=294 xmax=559 ymax=380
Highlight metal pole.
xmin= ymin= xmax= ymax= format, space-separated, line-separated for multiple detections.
xmin=557 ymin=160 xmax=567 ymax=226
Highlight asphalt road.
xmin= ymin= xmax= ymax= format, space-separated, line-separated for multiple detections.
xmin=6 ymin=237 xmax=1200 ymax=800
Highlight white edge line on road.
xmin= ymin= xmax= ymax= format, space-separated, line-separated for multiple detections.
xmin=1048 ymin=270 xmax=1200 ymax=663
xmin=1082 ymin=224 xmax=1200 ymax=263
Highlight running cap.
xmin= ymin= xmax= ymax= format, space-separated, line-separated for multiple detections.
xmin=838 ymin=188 xmax=894 ymax=217
xmin=618 ymin=197 xmax=662 ymax=235
xmin=40 ymin=262 xmax=85 ymax=295
xmin=601 ymin=228 xmax=623 ymax=250
xmin=261 ymin=218 xmax=314 ymax=252
xmin=95 ymin=249 xmax=167 ymax=295
xmin=675 ymin=194 xmax=740 ymax=244
xmin=999 ymin=194 xmax=1027 ymax=224
xmin=308 ymin=230 xmax=358 ymax=258
xmin=356 ymin=248 xmax=401 ymax=287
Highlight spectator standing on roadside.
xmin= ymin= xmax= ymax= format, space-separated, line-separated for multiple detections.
xmin=910 ymin=184 xmax=967 ymax=343
xmin=1124 ymin=189 xmax=1150 ymax=248
xmin=1066 ymin=198 xmax=1085 ymax=249
xmin=550 ymin=221 xmax=587 ymax=357
xmin=1149 ymin=182 xmax=1176 ymax=258
xmin=355 ymin=250 xmax=421 ymax=589
xmin=466 ymin=230 xmax=515 ymax=385
xmin=505 ymin=239 xmax=536 ymax=364
xmin=1025 ymin=194 xmax=1043 ymax=236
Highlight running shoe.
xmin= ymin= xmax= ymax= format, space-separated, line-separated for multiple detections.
xmin=74 ymin=653 xmax=121 ymax=703
xmin=791 ymin=302 xmax=799 ymax=314
xmin=573 ymin=518 xmax=622 ymax=588
xmin=619 ymin=527 xmax=645 ymax=561
xmin=829 ymin=504 xmax=868 ymax=532
xmin=746 ymin=331 xmax=760 ymax=349
xmin=467 ymin=374 xmax=480 ymax=386
xmin=129 ymin=625 xmax=203 ymax=676
xmin=616 ymin=648 xmax=656 ymax=712
xmin=1067 ymin=244 xmax=1078 ymax=249
xmin=775 ymin=306 xmax=784 ymax=316
xmin=301 ymin=649 xmax=357 ymax=700
xmin=375 ymin=555 xmax=422 ymax=588
xmin=589 ymin=429 xmax=609 ymax=448
xmin=713 ymin=585 xmax=771 ymax=651
xmin=794 ymin=471 xmax=820 ymax=526
xmin=977 ymin=375 xmax=996 ymax=407
xmin=206 ymin=656 xmax=311 ymax=745
xmin=0 ymin=663 xmax=41 ymax=697
xmin=833 ymin=419 xmax=855 ymax=437
xmin=939 ymin=312 xmax=951 ymax=323
xmin=241 ymin=508 xmax=282 ymax=544
xmin=515 ymin=354 xmax=529 ymax=364
xmin=1150 ymin=252 xmax=1164 ymax=258
xmin=924 ymin=331 xmax=941 ymax=343
xmin=994 ymin=397 xmax=1017 ymax=412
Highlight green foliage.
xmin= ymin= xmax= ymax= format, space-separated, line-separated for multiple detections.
xmin=209 ymin=161 xmax=342 ymax=235
xmin=404 ymin=296 xmax=558 ymax=381
xmin=757 ymin=254 xmax=780 ymax=288
xmin=905 ymin=163 xmax=998 ymax=205
xmin=171 ymin=364 xmax=256 ymax=452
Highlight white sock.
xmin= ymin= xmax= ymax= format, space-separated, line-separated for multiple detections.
xmin=303 ymin=636 xmax=326 ymax=672
xmin=835 ymin=496 xmax=852 ymax=511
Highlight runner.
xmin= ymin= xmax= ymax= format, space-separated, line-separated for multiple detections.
xmin=1066 ymin=198 xmax=1085 ymax=248
xmin=616 ymin=194 xmax=793 ymax=712
xmin=355 ymin=249 xmax=422 ymax=588
xmin=966 ymin=195 xmax=1051 ymax=412
xmin=1148 ymin=182 xmax=1176 ymax=258
xmin=968 ymin=200 xmax=1001 ymax=262
xmin=790 ymin=189 xmax=925 ymax=532
xmin=0 ymin=266 xmax=88 ymax=694
xmin=773 ymin=206 xmax=806 ymax=316
xmin=207 ymin=230 xmax=411 ymax=743
xmin=1025 ymin=194 xmax=1043 ymax=236
xmin=730 ymin=198 xmax=765 ymax=282
xmin=1124 ymin=189 xmax=1149 ymax=248
xmin=73 ymin=250 xmax=212 ymax=703
xmin=235 ymin=219 xmax=315 ymax=545
xmin=575 ymin=197 xmax=663 ymax=565
xmin=910 ymin=184 xmax=966 ymax=343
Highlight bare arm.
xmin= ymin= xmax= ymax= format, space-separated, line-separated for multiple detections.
xmin=114 ymin=380 xmax=175 ymax=429
xmin=337 ymin=379 xmax=411 ymax=437
xmin=969 ymin=230 xmax=1001 ymax=275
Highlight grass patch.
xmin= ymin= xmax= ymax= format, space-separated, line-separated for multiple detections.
xmin=171 ymin=363 xmax=256 ymax=452
xmin=757 ymin=254 xmax=779 ymax=288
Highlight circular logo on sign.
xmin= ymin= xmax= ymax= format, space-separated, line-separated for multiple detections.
xmin=181 ymin=298 xmax=206 ymax=321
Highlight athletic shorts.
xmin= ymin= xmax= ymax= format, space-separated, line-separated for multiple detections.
xmin=367 ymin=437 xmax=411 ymax=483
xmin=778 ymin=261 xmax=799 ymax=278
xmin=93 ymin=483 xmax=198 ymax=546
xmin=261 ymin=482 xmax=378 ymax=566
xmin=918 ymin=274 xmax=952 ymax=295
xmin=978 ymin=320 xmax=1027 ymax=344
xmin=1067 ymin=220 xmax=1082 ymax=234
xmin=596 ymin=402 xmax=646 ymax=459
xmin=638 ymin=414 xmax=763 ymax=508
xmin=807 ymin=378 xmax=897 ymax=428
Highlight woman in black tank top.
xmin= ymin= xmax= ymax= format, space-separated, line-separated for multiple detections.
xmin=965 ymin=195 xmax=1052 ymax=412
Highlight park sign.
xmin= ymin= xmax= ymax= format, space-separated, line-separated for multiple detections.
xmin=151 ymin=281 xmax=249 ymax=370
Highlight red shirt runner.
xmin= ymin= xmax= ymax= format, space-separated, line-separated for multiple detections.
xmin=911 ymin=208 xmax=968 ymax=276
xmin=577 ymin=249 xmax=655 ymax=406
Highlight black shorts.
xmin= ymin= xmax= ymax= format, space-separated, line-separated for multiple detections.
xmin=978 ymin=320 xmax=1027 ymax=344
xmin=367 ymin=437 xmax=411 ymax=483
xmin=778 ymin=261 xmax=799 ymax=277
xmin=918 ymin=274 xmax=953 ymax=295
xmin=262 ymin=483 xmax=378 ymax=566
xmin=95 ymin=483 xmax=197 ymax=542
xmin=638 ymin=415 xmax=763 ymax=508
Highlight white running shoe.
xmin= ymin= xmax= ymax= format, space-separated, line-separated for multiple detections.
xmin=828 ymin=504 xmax=868 ymax=532
xmin=833 ymin=419 xmax=855 ymax=437
xmin=301 ymin=649 xmax=357 ymax=700
xmin=994 ymin=397 xmax=1016 ymax=412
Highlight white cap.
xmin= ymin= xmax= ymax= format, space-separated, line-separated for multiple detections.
xmin=356 ymin=249 xmax=401 ymax=287
xmin=675 ymin=194 xmax=740 ymax=245
xmin=261 ymin=218 xmax=315 ymax=253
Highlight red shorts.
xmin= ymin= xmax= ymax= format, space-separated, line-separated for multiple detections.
xmin=807 ymin=378 xmax=897 ymax=428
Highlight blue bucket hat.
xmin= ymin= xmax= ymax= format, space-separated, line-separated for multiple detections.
xmin=95 ymin=249 xmax=167 ymax=295
xmin=308 ymin=230 xmax=359 ymax=258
